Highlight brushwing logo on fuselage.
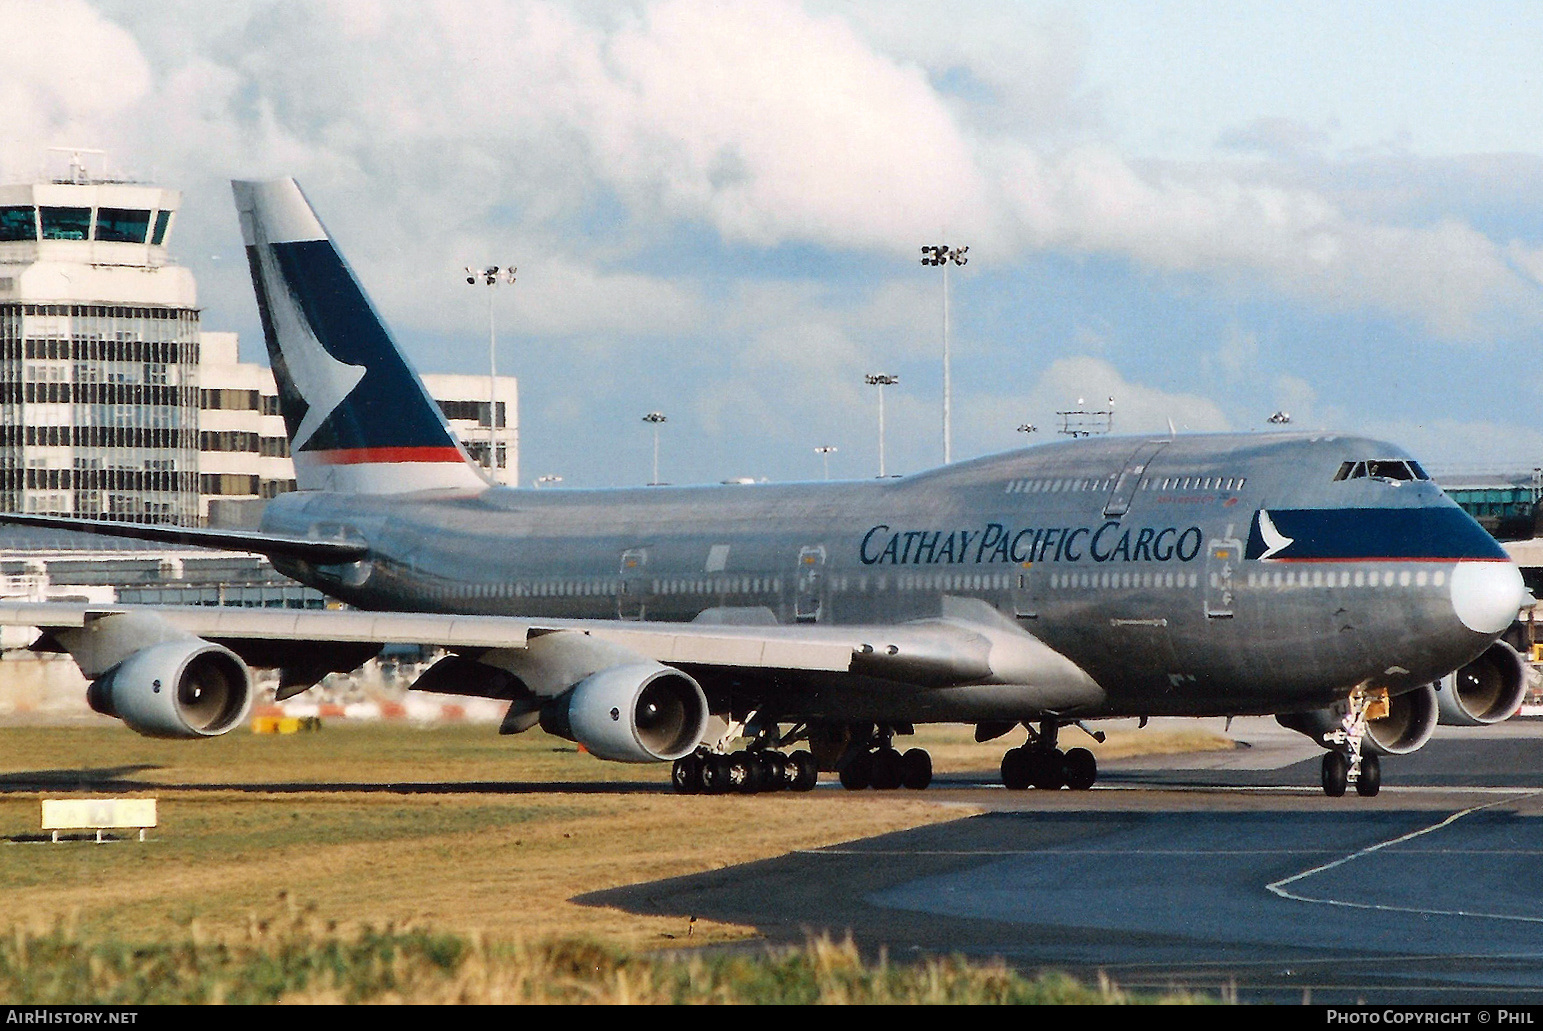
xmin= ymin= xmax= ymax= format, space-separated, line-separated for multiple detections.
xmin=1255 ymin=509 xmax=1294 ymax=560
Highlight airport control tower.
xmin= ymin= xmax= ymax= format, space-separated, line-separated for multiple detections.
xmin=0 ymin=152 xmax=200 ymax=524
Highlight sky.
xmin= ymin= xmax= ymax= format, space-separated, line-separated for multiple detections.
xmin=6 ymin=0 xmax=1543 ymax=488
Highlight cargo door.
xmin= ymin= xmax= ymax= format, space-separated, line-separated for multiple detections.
xmin=617 ymin=547 xmax=649 ymax=620
xmin=794 ymin=545 xmax=826 ymax=623
xmin=1205 ymin=529 xmax=1242 ymax=619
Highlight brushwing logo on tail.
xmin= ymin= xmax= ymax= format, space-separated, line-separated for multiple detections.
xmin=249 ymin=238 xmax=365 ymax=451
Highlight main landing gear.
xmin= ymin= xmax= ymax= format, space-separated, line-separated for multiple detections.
xmin=1320 ymin=686 xmax=1383 ymax=798
xmin=672 ymin=749 xmax=818 ymax=795
xmin=1000 ymin=721 xmax=1097 ymax=791
xmin=837 ymin=743 xmax=933 ymax=791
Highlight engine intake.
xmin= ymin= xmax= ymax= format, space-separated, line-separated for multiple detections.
xmin=87 ymin=640 xmax=253 ymax=739
xmin=540 ymin=662 xmax=708 ymax=763
xmin=1276 ymin=683 xmax=1439 ymax=756
xmin=1436 ymin=641 xmax=1527 ymax=726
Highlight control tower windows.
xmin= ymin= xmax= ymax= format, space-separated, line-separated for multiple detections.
xmin=40 ymin=207 xmax=92 ymax=240
xmin=151 ymin=210 xmax=171 ymax=246
xmin=0 ymin=206 xmax=36 ymax=241
xmin=95 ymin=208 xmax=151 ymax=243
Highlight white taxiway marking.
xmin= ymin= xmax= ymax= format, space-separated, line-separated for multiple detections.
xmin=1266 ymin=791 xmax=1543 ymax=923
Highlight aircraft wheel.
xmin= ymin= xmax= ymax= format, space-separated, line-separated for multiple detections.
xmin=701 ymin=754 xmax=734 ymax=794
xmin=1322 ymin=751 xmax=1348 ymax=797
xmin=839 ymin=751 xmax=873 ymax=790
xmin=1030 ymin=749 xmax=1066 ymax=790
xmin=1001 ymin=747 xmax=1031 ymax=790
xmin=729 ymin=752 xmax=760 ymax=794
xmin=871 ymin=748 xmax=904 ymax=790
xmin=757 ymin=751 xmax=788 ymax=792
xmin=788 ymin=750 xmax=818 ymax=792
xmin=1063 ymin=747 xmax=1097 ymax=791
xmin=672 ymin=754 xmax=704 ymax=794
xmin=1355 ymin=753 xmax=1381 ymax=797
xmin=900 ymin=748 xmax=933 ymax=790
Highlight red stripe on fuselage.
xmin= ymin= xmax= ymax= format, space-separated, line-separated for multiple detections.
xmin=1262 ymin=556 xmax=1514 ymax=563
xmin=300 ymin=447 xmax=467 ymax=465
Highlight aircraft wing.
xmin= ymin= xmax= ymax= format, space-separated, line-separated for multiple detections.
xmin=0 ymin=596 xmax=1092 ymax=687
xmin=0 ymin=601 xmax=855 ymax=674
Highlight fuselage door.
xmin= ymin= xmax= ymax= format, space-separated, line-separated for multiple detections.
xmin=1104 ymin=440 xmax=1170 ymax=519
xmin=1205 ymin=531 xmax=1242 ymax=619
xmin=794 ymin=545 xmax=827 ymax=623
xmin=618 ymin=547 xmax=649 ymax=620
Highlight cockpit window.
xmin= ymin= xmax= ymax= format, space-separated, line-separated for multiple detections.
xmin=1334 ymin=459 xmax=1429 ymax=482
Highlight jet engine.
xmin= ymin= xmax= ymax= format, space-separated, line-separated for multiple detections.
xmin=540 ymin=661 xmax=708 ymax=763
xmin=1435 ymin=641 xmax=1527 ymax=726
xmin=1277 ymin=682 xmax=1439 ymax=756
xmin=86 ymin=640 xmax=253 ymax=739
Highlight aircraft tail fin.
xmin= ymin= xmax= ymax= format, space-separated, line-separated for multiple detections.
xmin=232 ymin=178 xmax=487 ymax=494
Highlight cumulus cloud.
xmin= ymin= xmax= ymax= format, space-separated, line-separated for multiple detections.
xmin=7 ymin=1 xmax=1543 ymax=481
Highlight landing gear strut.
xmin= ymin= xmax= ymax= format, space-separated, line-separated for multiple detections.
xmin=1320 ymin=686 xmax=1385 ymax=798
xmin=1001 ymin=721 xmax=1097 ymax=791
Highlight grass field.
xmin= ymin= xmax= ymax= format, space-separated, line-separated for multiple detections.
xmin=0 ymin=716 xmax=1231 ymax=1001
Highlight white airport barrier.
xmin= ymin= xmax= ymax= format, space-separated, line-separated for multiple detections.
xmin=41 ymin=798 xmax=157 ymax=842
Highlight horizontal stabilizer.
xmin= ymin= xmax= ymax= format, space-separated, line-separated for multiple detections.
xmin=0 ymin=512 xmax=368 ymax=564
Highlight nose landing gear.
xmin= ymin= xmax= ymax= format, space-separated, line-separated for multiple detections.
xmin=1320 ymin=686 xmax=1384 ymax=798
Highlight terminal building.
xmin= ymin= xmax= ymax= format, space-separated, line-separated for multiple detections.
xmin=0 ymin=162 xmax=200 ymax=524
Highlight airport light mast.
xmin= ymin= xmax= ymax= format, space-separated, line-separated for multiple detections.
xmin=464 ymin=265 xmax=516 ymax=478
xmin=814 ymin=445 xmax=837 ymax=481
xmin=865 ymin=374 xmax=898 ymax=478
xmin=642 ymin=411 xmax=667 ymax=485
xmin=921 ymin=243 xmax=968 ymax=464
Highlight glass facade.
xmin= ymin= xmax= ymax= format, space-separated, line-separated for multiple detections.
xmin=0 ymin=302 xmax=201 ymax=523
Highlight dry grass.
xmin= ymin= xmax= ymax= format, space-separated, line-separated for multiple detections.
xmin=0 ymin=722 xmax=955 ymax=947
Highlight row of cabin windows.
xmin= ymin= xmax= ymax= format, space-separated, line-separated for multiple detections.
xmin=1047 ymin=566 xmax=1451 ymax=592
xmin=1005 ymin=475 xmax=1247 ymax=494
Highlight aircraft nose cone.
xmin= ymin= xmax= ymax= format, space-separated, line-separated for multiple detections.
xmin=1450 ymin=560 xmax=1527 ymax=635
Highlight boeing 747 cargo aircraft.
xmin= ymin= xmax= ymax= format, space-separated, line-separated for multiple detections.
xmin=0 ymin=178 xmax=1528 ymax=798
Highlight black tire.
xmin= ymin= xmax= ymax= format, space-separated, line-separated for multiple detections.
xmin=788 ymin=750 xmax=818 ymax=792
xmin=870 ymin=748 xmax=903 ymax=790
xmin=900 ymin=748 xmax=933 ymax=790
xmin=758 ymin=751 xmax=788 ymax=792
xmin=1355 ymin=752 xmax=1381 ymax=797
xmin=839 ymin=751 xmax=872 ymax=790
xmin=671 ymin=755 xmax=703 ymax=794
xmin=1062 ymin=747 xmax=1097 ymax=791
xmin=731 ymin=752 xmax=760 ymax=794
xmin=1030 ymin=749 xmax=1066 ymax=790
xmin=702 ymin=754 xmax=733 ymax=794
xmin=1001 ymin=747 xmax=1031 ymax=790
xmin=1322 ymin=751 xmax=1348 ymax=797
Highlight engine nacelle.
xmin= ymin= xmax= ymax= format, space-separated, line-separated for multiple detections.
xmin=1276 ymin=683 xmax=1439 ymax=756
xmin=539 ymin=662 xmax=708 ymax=763
xmin=1436 ymin=641 xmax=1527 ymax=726
xmin=87 ymin=640 xmax=253 ymax=739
